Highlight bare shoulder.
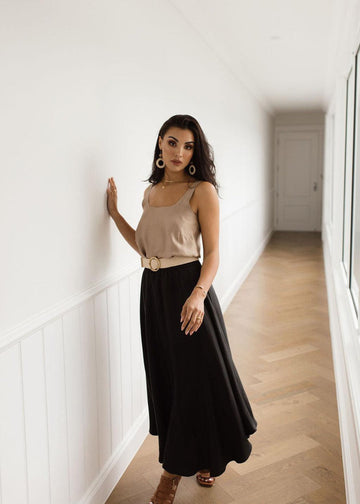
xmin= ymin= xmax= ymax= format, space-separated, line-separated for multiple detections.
xmin=141 ymin=184 xmax=153 ymax=207
xmin=143 ymin=183 xmax=152 ymax=196
xmin=191 ymin=180 xmax=218 ymax=214
xmin=194 ymin=181 xmax=218 ymax=202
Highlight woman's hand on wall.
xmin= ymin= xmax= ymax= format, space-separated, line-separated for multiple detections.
xmin=107 ymin=177 xmax=118 ymax=217
xmin=106 ymin=177 xmax=141 ymax=255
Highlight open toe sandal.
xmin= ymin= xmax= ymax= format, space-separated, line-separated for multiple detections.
xmin=196 ymin=471 xmax=215 ymax=487
xmin=148 ymin=474 xmax=182 ymax=504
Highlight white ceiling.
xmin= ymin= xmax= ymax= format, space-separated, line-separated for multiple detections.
xmin=170 ymin=0 xmax=347 ymax=115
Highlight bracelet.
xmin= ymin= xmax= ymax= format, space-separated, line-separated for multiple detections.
xmin=194 ymin=285 xmax=207 ymax=297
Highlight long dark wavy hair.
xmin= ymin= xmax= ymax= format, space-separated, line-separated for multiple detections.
xmin=145 ymin=114 xmax=220 ymax=194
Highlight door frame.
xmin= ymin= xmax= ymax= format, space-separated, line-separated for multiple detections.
xmin=274 ymin=124 xmax=325 ymax=231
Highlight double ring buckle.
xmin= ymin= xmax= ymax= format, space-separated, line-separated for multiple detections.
xmin=149 ymin=256 xmax=161 ymax=271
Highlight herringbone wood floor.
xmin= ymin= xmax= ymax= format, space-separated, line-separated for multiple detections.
xmin=106 ymin=231 xmax=346 ymax=504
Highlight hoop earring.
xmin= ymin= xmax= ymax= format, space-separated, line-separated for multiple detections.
xmin=156 ymin=151 xmax=165 ymax=169
xmin=188 ymin=163 xmax=196 ymax=175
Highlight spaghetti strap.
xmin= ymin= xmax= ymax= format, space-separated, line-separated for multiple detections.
xmin=146 ymin=181 xmax=201 ymax=208
xmin=141 ymin=185 xmax=152 ymax=208
xmin=180 ymin=180 xmax=202 ymax=207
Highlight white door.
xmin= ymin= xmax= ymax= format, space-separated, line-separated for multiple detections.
xmin=275 ymin=128 xmax=323 ymax=231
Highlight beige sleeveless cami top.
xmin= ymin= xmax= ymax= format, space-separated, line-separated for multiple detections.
xmin=135 ymin=180 xmax=202 ymax=259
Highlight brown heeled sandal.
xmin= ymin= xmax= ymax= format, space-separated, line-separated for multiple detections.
xmin=196 ymin=471 xmax=215 ymax=487
xmin=148 ymin=473 xmax=182 ymax=504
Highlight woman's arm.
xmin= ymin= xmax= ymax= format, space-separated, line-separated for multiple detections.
xmin=180 ymin=181 xmax=220 ymax=335
xmin=110 ymin=210 xmax=141 ymax=255
xmin=192 ymin=181 xmax=220 ymax=293
xmin=107 ymin=177 xmax=141 ymax=255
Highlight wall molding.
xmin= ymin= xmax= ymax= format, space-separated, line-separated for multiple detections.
xmin=0 ymin=258 xmax=140 ymax=352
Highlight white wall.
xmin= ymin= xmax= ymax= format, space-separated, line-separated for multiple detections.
xmin=0 ymin=1 xmax=274 ymax=503
xmin=322 ymin=2 xmax=360 ymax=502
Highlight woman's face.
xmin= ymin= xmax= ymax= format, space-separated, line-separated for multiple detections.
xmin=158 ymin=127 xmax=194 ymax=175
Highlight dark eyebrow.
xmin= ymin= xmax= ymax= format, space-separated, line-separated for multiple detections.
xmin=168 ymin=135 xmax=194 ymax=144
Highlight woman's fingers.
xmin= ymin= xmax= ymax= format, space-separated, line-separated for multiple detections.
xmin=107 ymin=178 xmax=117 ymax=194
xmin=188 ymin=313 xmax=204 ymax=335
xmin=181 ymin=310 xmax=204 ymax=335
xmin=191 ymin=313 xmax=204 ymax=335
xmin=180 ymin=307 xmax=186 ymax=325
xmin=108 ymin=177 xmax=117 ymax=189
xmin=180 ymin=306 xmax=188 ymax=331
xmin=107 ymin=177 xmax=118 ymax=215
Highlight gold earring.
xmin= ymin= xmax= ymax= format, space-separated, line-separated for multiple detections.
xmin=156 ymin=151 xmax=165 ymax=169
xmin=188 ymin=163 xmax=196 ymax=175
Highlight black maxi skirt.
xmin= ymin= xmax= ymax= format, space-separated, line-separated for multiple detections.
xmin=139 ymin=259 xmax=257 ymax=478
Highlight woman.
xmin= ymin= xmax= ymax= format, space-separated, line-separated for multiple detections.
xmin=106 ymin=114 xmax=257 ymax=504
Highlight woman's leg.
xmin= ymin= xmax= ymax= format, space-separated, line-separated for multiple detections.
xmin=163 ymin=469 xmax=181 ymax=478
xmin=148 ymin=469 xmax=182 ymax=503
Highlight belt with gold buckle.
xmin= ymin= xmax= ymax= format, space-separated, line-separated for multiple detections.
xmin=141 ymin=255 xmax=199 ymax=271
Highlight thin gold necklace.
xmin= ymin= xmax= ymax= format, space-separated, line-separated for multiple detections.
xmin=161 ymin=177 xmax=191 ymax=189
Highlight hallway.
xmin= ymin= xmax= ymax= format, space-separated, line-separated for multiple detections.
xmin=106 ymin=231 xmax=346 ymax=504
xmin=3 ymin=0 xmax=360 ymax=501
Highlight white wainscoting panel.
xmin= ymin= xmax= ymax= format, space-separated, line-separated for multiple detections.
xmin=93 ymin=292 xmax=112 ymax=472
xmin=0 ymin=268 xmax=149 ymax=504
xmin=63 ymin=307 xmax=86 ymax=503
xmin=44 ymin=318 xmax=71 ymax=504
xmin=107 ymin=284 xmax=123 ymax=454
xmin=118 ymin=277 xmax=133 ymax=441
xmin=79 ymin=300 xmax=101 ymax=494
xmin=0 ymin=345 xmax=28 ymax=504
xmin=21 ymin=330 xmax=51 ymax=504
